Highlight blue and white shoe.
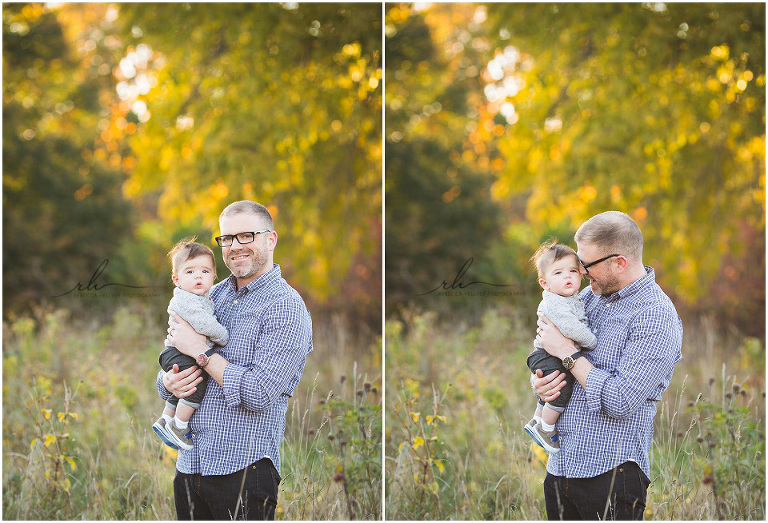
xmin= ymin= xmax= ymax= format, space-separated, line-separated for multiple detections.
xmin=528 ymin=422 xmax=560 ymax=453
xmin=165 ymin=418 xmax=194 ymax=450
xmin=152 ymin=417 xmax=179 ymax=450
xmin=524 ymin=419 xmax=544 ymax=449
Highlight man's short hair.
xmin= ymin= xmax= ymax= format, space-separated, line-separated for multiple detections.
xmin=167 ymin=237 xmax=215 ymax=275
xmin=531 ymin=239 xmax=578 ymax=278
xmin=219 ymin=200 xmax=274 ymax=230
xmin=575 ymin=211 xmax=643 ymax=262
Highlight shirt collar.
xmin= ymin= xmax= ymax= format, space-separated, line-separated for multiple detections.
xmin=224 ymin=264 xmax=281 ymax=293
xmin=611 ymin=265 xmax=655 ymax=300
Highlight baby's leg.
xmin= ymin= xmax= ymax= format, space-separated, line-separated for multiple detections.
xmin=541 ymin=404 xmax=561 ymax=426
xmin=162 ymin=405 xmax=176 ymax=418
xmin=175 ymin=402 xmax=197 ymax=423
xmin=534 ymin=402 xmax=544 ymax=420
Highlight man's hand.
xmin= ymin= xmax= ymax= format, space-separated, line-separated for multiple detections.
xmin=531 ymin=368 xmax=567 ymax=402
xmin=167 ymin=311 xmax=208 ymax=358
xmin=536 ymin=313 xmax=576 ymax=360
xmin=163 ymin=363 xmax=204 ymax=398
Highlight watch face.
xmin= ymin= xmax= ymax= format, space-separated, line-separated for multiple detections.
xmin=562 ymin=357 xmax=574 ymax=370
xmin=196 ymin=353 xmax=208 ymax=367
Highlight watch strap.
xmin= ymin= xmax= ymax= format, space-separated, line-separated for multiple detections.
xmin=571 ymin=351 xmax=584 ymax=360
xmin=204 ymin=347 xmax=217 ymax=357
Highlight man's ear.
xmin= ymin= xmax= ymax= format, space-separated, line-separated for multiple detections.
xmin=268 ymin=230 xmax=278 ymax=252
xmin=615 ymin=255 xmax=629 ymax=273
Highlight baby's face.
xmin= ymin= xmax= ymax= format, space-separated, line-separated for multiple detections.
xmin=173 ymin=255 xmax=216 ymax=296
xmin=540 ymin=254 xmax=582 ymax=297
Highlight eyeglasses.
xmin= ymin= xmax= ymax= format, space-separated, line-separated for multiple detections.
xmin=214 ymin=230 xmax=271 ymax=247
xmin=578 ymin=254 xmax=620 ymax=274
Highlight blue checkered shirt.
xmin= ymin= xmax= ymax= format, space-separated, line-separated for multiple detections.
xmin=546 ymin=267 xmax=682 ymax=479
xmin=157 ymin=264 xmax=313 ymax=476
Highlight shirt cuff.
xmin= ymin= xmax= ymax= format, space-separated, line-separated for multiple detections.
xmin=222 ymin=362 xmax=245 ymax=408
xmin=585 ymin=367 xmax=609 ymax=413
xmin=156 ymin=370 xmax=172 ymax=401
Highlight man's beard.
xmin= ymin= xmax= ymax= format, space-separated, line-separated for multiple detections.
xmin=587 ymin=273 xmax=621 ymax=296
xmin=226 ymin=248 xmax=269 ymax=279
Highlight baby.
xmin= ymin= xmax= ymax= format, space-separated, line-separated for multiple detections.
xmin=524 ymin=240 xmax=596 ymax=453
xmin=152 ymin=239 xmax=228 ymax=450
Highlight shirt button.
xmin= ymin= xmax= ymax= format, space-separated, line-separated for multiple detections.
xmin=234 ymin=299 xmax=238 ymax=304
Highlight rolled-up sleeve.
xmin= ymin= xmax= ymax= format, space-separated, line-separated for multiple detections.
xmin=156 ymin=370 xmax=172 ymax=401
xmin=222 ymin=297 xmax=312 ymax=411
xmin=585 ymin=307 xmax=682 ymax=419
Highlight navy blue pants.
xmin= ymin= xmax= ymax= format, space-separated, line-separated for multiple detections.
xmin=544 ymin=461 xmax=650 ymax=520
xmin=174 ymin=458 xmax=281 ymax=520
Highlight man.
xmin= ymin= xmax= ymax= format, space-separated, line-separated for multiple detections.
xmin=158 ymin=200 xmax=313 ymax=520
xmin=533 ymin=210 xmax=682 ymax=520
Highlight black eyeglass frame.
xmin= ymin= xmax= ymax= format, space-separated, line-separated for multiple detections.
xmin=578 ymin=253 xmax=620 ymax=274
xmin=214 ymin=230 xmax=272 ymax=247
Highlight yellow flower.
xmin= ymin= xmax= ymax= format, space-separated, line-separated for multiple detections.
xmin=412 ymin=437 xmax=425 ymax=450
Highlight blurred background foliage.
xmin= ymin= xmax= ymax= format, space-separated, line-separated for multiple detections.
xmin=4 ymin=3 xmax=382 ymax=332
xmin=385 ymin=3 xmax=765 ymax=336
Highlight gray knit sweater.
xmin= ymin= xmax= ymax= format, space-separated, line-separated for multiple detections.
xmin=533 ymin=290 xmax=597 ymax=351
xmin=163 ymin=287 xmax=229 ymax=349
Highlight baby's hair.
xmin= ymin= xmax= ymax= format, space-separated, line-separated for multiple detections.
xmin=531 ymin=239 xmax=578 ymax=278
xmin=167 ymin=237 xmax=215 ymax=275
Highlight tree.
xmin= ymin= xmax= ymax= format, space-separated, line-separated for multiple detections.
xmin=482 ymin=3 xmax=765 ymax=330
xmin=112 ymin=3 xmax=382 ymax=325
xmin=3 ymin=4 xmax=134 ymax=314
xmin=385 ymin=5 xmax=503 ymax=312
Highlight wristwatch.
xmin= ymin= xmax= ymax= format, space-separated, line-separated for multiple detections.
xmin=196 ymin=348 xmax=217 ymax=368
xmin=562 ymin=351 xmax=585 ymax=371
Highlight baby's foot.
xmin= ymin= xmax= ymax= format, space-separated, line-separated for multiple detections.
xmin=152 ymin=417 xmax=179 ymax=450
xmin=165 ymin=419 xmax=193 ymax=450
xmin=530 ymin=422 xmax=560 ymax=453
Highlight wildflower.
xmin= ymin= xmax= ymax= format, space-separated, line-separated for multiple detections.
xmin=702 ymin=473 xmax=714 ymax=485
xmin=709 ymin=377 xmax=715 ymax=386
xmin=371 ymin=386 xmax=379 ymax=394
xmin=726 ymin=392 xmax=733 ymax=399
xmin=333 ymin=471 xmax=346 ymax=483
xmin=356 ymin=389 xmax=364 ymax=397
xmin=340 ymin=374 xmax=346 ymax=384
xmin=308 ymin=429 xmax=315 ymax=436
xmin=364 ymin=381 xmax=372 ymax=392
xmin=696 ymin=436 xmax=704 ymax=443
xmin=328 ymin=433 xmax=335 ymax=441
xmin=733 ymin=384 xmax=740 ymax=393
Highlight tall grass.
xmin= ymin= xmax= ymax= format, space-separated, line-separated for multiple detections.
xmin=2 ymin=304 xmax=381 ymax=519
xmin=385 ymin=306 xmax=765 ymax=520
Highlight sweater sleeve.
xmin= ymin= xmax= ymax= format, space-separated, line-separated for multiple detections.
xmin=170 ymin=292 xmax=229 ymax=346
xmin=543 ymin=292 xmax=597 ymax=350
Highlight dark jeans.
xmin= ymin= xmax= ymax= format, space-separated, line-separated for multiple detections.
xmin=544 ymin=461 xmax=650 ymax=520
xmin=527 ymin=348 xmax=574 ymax=410
xmin=159 ymin=347 xmax=209 ymax=408
xmin=174 ymin=458 xmax=281 ymax=520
